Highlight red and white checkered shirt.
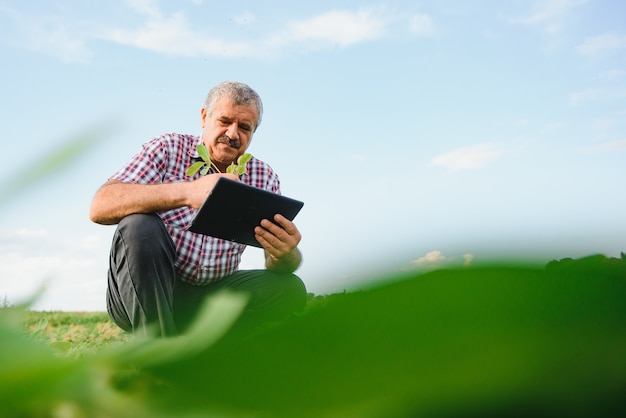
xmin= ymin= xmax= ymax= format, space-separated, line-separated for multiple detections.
xmin=110 ymin=133 xmax=281 ymax=285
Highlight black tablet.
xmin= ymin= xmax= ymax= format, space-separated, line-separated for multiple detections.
xmin=188 ymin=177 xmax=304 ymax=248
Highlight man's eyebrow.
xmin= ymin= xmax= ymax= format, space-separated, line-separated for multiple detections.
xmin=216 ymin=115 xmax=254 ymax=128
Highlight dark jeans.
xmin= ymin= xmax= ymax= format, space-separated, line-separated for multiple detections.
xmin=106 ymin=214 xmax=307 ymax=337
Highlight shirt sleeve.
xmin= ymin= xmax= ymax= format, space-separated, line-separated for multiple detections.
xmin=268 ymin=170 xmax=281 ymax=194
xmin=244 ymin=155 xmax=281 ymax=194
xmin=109 ymin=137 xmax=168 ymax=184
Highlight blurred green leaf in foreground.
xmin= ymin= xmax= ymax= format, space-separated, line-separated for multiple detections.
xmin=0 ymin=290 xmax=248 ymax=418
xmin=147 ymin=254 xmax=626 ymax=417
xmin=2 ymin=254 xmax=625 ymax=417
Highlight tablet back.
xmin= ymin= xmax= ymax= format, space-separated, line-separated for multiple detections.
xmin=188 ymin=178 xmax=304 ymax=248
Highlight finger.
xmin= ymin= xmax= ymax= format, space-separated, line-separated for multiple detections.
xmin=254 ymin=228 xmax=284 ymax=255
xmin=272 ymin=214 xmax=296 ymax=231
xmin=254 ymin=225 xmax=279 ymax=245
xmin=254 ymin=231 xmax=272 ymax=250
xmin=261 ymin=216 xmax=298 ymax=239
xmin=259 ymin=218 xmax=286 ymax=238
xmin=272 ymin=216 xmax=301 ymax=244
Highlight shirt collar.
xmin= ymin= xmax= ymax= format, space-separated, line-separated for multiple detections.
xmin=189 ymin=135 xmax=204 ymax=159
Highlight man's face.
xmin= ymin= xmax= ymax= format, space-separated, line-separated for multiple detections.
xmin=200 ymin=97 xmax=258 ymax=170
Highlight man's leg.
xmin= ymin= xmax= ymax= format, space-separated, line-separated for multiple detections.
xmin=106 ymin=213 xmax=178 ymax=337
xmin=174 ymin=270 xmax=307 ymax=333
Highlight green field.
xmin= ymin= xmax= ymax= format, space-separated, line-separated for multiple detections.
xmin=2 ymin=254 xmax=626 ymax=417
xmin=22 ymin=311 xmax=128 ymax=357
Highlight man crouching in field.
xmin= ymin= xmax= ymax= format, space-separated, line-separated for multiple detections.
xmin=89 ymin=81 xmax=306 ymax=337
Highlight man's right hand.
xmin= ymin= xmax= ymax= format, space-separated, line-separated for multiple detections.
xmin=185 ymin=173 xmax=239 ymax=209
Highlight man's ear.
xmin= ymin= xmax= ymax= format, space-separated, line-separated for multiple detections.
xmin=200 ymin=107 xmax=207 ymax=128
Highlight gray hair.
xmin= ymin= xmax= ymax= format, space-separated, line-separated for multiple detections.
xmin=203 ymin=81 xmax=263 ymax=131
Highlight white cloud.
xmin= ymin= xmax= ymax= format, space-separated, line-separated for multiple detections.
xmin=104 ymin=11 xmax=251 ymax=57
xmin=596 ymin=69 xmax=626 ymax=80
xmin=569 ymin=88 xmax=626 ymax=106
xmin=125 ymin=0 xmax=162 ymax=19
xmin=410 ymin=250 xmax=474 ymax=270
xmin=276 ymin=9 xmax=434 ymax=49
xmin=0 ymin=229 xmax=109 ymax=311
xmin=2 ymin=3 xmax=433 ymax=61
xmin=577 ymin=33 xmax=626 ymax=55
xmin=408 ymin=13 xmax=434 ymax=36
xmin=413 ymin=250 xmax=447 ymax=265
xmin=430 ymin=143 xmax=503 ymax=171
xmin=579 ymin=139 xmax=626 ymax=153
xmin=509 ymin=0 xmax=588 ymax=34
xmin=283 ymin=9 xmax=387 ymax=47
xmin=103 ymin=7 xmax=390 ymax=57
xmin=0 ymin=4 xmax=93 ymax=63
xmin=107 ymin=5 xmax=428 ymax=58
xmin=513 ymin=0 xmax=588 ymax=25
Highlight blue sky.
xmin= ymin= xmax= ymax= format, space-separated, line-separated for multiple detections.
xmin=1 ymin=0 xmax=625 ymax=311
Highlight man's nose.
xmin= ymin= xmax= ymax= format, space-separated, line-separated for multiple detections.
xmin=225 ymin=124 xmax=239 ymax=139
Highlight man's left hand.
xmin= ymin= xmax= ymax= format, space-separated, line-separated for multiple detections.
xmin=255 ymin=214 xmax=302 ymax=272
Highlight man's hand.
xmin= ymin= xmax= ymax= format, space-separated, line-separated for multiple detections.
xmin=185 ymin=173 xmax=239 ymax=209
xmin=255 ymin=214 xmax=302 ymax=273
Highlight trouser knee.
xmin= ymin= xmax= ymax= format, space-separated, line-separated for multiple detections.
xmin=118 ymin=213 xmax=166 ymax=238
xmin=116 ymin=213 xmax=172 ymax=256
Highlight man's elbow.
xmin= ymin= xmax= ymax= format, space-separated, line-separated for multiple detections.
xmin=89 ymin=192 xmax=119 ymax=225
xmin=89 ymin=180 xmax=121 ymax=225
xmin=89 ymin=203 xmax=114 ymax=225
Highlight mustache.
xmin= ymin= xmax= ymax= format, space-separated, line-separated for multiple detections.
xmin=217 ymin=135 xmax=241 ymax=149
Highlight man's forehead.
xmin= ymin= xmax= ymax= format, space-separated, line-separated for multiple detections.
xmin=211 ymin=99 xmax=258 ymax=123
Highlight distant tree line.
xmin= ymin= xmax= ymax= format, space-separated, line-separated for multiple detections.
xmin=546 ymin=253 xmax=626 ymax=272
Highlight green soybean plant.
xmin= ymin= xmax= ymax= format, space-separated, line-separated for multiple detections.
xmin=186 ymin=144 xmax=251 ymax=177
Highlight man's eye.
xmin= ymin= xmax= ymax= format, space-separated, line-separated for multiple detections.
xmin=240 ymin=125 xmax=251 ymax=132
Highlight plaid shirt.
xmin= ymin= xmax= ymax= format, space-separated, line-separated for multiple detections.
xmin=110 ymin=132 xmax=281 ymax=285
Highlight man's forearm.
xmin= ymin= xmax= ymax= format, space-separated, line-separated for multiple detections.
xmin=89 ymin=180 xmax=189 ymax=225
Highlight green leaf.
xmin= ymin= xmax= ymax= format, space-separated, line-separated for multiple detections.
xmin=30 ymin=318 xmax=49 ymax=337
xmin=196 ymin=144 xmax=210 ymax=162
xmin=186 ymin=161 xmax=205 ymax=177
xmin=237 ymin=153 xmax=252 ymax=165
xmin=200 ymin=165 xmax=210 ymax=175
xmin=235 ymin=165 xmax=246 ymax=175
xmin=106 ymin=290 xmax=248 ymax=368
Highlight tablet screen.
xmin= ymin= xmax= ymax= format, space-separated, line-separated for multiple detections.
xmin=188 ymin=178 xmax=304 ymax=248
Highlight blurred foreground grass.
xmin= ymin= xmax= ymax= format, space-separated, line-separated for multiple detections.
xmin=2 ymin=254 xmax=625 ymax=417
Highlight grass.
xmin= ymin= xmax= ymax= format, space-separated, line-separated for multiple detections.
xmin=2 ymin=254 xmax=626 ymax=417
xmin=23 ymin=311 xmax=128 ymax=358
